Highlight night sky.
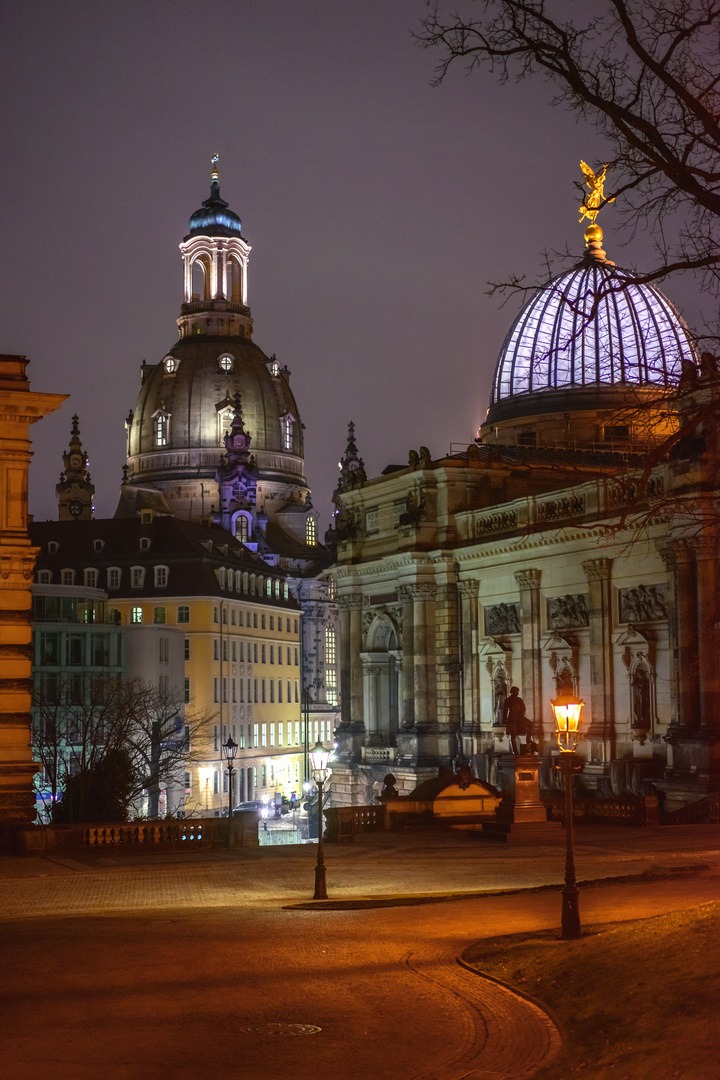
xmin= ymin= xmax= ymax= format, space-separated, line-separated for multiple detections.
xmin=1 ymin=1 xmax=706 ymax=529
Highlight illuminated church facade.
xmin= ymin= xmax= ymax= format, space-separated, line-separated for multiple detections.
xmin=330 ymin=213 xmax=720 ymax=812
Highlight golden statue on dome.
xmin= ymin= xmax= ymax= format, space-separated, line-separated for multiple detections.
xmin=579 ymin=160 xmax=614 ymax=259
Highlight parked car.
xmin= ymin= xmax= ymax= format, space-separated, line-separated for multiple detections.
xmin=224 ymin=801 xmax=264 ymax=817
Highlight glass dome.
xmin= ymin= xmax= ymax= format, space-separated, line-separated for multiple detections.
xmin=491 ymin=260 xmax=697 ymax=405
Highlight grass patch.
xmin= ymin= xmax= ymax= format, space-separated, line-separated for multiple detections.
xmin=463 ymin=901 xmax=720 ymax=1080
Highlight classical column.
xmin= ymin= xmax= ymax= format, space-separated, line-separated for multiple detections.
xmin=361 ymin=661 xmax=381 ymax=741
xmin=692 ymin=537 xmax=720 ymax=733
xmin=582 ymin=558 xmax=614 ymax=754
xmin=660 ymin=540 xmax=699 ymax=733
xmin=0 ymin=355 xmax=66 ymax=844
xmin=514 ymin=569 xmax=543 ymax=748
xmin=408 ymin=583 xmax=436 ymax=727
xmin=434 ymin=580 xmax=461 ymax=729
xmin=457 ymin=581 xmax=480 ymax=732
xmin=398 ymin=585 xmax=415 ymax=729
xmin=338 ymin=594 xmax=364 ymax=730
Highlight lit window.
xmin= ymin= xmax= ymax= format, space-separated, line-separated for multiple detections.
xmin=235 ymin=515 xmax=250 ymax=542
xmin=154 ymin=412 xmax=169 ymax=447
xmin=131 ymin=607 xmax=143 ymax=624
xmin=284 ymin=583 xmax=289 ymax=599
xmin=178 ymin=605 xmax=190 ymax=623
xmin=327 ymin=577 xmax=336 ymax=600
xmin=306 ymin=518 xmax=317 ymax=545
xmin=280 ymin=415 xmax=293 ymax=451
xmin=154 ymin=566 xmax=168 ymax=588
xmin=266 ymin=578 xmax=272 ymax=596
xmin=326 ymin=627 xmax=338 ymax=706
xmin=164 ymin=357 xmax=176 ymax=374
xmin=218 ymin=355 xmax=234 ymax=372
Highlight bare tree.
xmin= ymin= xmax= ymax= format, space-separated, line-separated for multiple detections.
xmin=418 ymin=1 xmax=720 ymax=301
xmin=32 ymin=674 xmax=212 ymax=822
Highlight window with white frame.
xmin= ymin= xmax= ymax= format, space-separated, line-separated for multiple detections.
xmin=83 ymin=568 xmax=99 ymax=588
xmin=131 ymin=607 xmax=143 ymax=624
xmin=61 ymin=569 xmax=75 ymax=586
xmin=154 ymin=565 xmax=168 ymax=588
xmin=37 ymin=570 xmax=52 ymax=584
xmin=235 ymin=514 xmax=250 ymax=542
xmin=325 ymin=626 xmax=338 ymax=706
xmin=107 ymin=567 xmax=121 ymax=589
xmin=131 ymin=566 xmax=145 ymax=588
xmin=154 ymin=411 xmax=170 ymax=447
xmin=280 ymin=414 xmax=294 ymax=451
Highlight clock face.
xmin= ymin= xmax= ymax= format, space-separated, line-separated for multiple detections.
xmin=69 ymin=499 xmax=83 ymax=518
xmin=70 ymin=454 xmax=82 ymax=468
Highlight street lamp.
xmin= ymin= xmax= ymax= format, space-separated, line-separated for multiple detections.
xmin=309 ymin=739 xmax=331 ymax=900
xmin=222 ymin=736 xmax=238 ymax=830
xmin=550 ymin=693 xmax=585 ymax=940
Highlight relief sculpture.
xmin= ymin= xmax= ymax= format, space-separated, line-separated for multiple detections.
xmin=547 ymin=594 xmax=589 ymax=630
xmin=620 ymin=584 xmax=668 ymax=623
xmin=484 ymin=603 xmax=521 ymax=636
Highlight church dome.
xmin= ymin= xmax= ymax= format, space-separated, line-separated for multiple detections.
xmin=186 ymin=178 xmax=243 ymax=238
xmin=491 ymin=258 xmax=697 ymax=406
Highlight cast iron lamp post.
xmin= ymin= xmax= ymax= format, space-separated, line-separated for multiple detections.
xmin=550 ymin=694 xmax=585 ymax=940
xmin=310 ymin=740 xmax=331 ymax=900
xmin=222 ymin=737 xmax=238 ymax=840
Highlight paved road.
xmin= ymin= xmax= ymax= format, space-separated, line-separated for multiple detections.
xmin=1 ymin=826 xmax=718 ymax=1080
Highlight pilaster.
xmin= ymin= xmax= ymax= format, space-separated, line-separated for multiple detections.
xmin=582 ymin=558 xmax=614 ymax=758
xmin=514 ymin=569 xmax=543 ymax=750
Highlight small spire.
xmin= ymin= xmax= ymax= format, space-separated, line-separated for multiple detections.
xmin=211 ymin=153 xmax=219 ymax=184
xmin=337 ymin=420 xmax=366 ymax=492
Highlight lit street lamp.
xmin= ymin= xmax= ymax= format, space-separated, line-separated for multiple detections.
xmin=550 ymin=693 xmax=585 ymax=940
xmin=222 ymin=737 xmax=238 ymax=841
xmin=309 ymin=740 xmax=331 ymax=900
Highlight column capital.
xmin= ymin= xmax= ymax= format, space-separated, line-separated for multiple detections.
xmin=688 ymin=535 xmax=718 ymax=562
xmin=337 ymin=593 xmax=364 ymax=611
xmin=399 ymin=582 xmax=436 ymax=601
xmin=582 ymin=557 xmax=613 ymax=582
xmin=457 ymin=580 xmax=479 ymax=599
xmin=514 ymin=568 xmax=541 ymax=590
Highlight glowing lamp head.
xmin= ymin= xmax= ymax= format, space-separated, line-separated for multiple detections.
xmin=551 ymin=694 xmax=585 ymax=751
xmin=222 ymin=736 xmax=238 ymax=763
xmin=310 ymin=740 xmax=331 ymax=778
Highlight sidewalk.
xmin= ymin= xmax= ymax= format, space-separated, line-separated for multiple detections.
xmin=1 ymin=825 xmax=718 ymax=1080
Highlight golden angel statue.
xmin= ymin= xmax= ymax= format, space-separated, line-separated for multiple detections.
xmin=578 ymin=160 xmax=614 ymax=226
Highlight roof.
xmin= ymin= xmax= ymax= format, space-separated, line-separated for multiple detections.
xmin=30 ymin=517 xmax=300 ymax=609
xmin=186 ymin=179 xmax=243 ymax=239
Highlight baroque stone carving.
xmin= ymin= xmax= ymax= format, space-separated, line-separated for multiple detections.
xmin=547 ymin=594 xmax=589 ymax=630
xmin=582 ymin=558 xmax=613 ymax=582
xmin=514 ymin=568 xmax=541 ymax=590
xmin=337 ymin=593 xmax=364 ymax=611
xmin=538 ymin=495 xmax=584 ymax=521
xmin=484 ymin=602 xmax=521 ymax=636
xmin=475 ymin=510 xmax=517 ymax=537
xmin=457 ymin=580 xmax=479 ymax=599
xmin=619 ymin=584 xmax=668 ymax=623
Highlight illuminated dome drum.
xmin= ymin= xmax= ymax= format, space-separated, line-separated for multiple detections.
xmin=482 ymin=244 xmax=698 ymax=448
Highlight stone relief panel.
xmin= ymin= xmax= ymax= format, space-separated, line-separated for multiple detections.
xmin=484 ymin=602 xmax=521 ymax=636
xmin=547 ymin=594 xmax=589 ymax=630
xmin=619 ymin=584 xmax=668 ymax=623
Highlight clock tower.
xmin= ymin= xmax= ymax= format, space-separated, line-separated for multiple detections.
xmin=57 ymin=415 xmax=94 ymax=520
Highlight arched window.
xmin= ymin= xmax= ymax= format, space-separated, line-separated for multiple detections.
xmin=235 ymin=514 xmax=250 ymax=542
xmin=218 ymin=354 xmax=234 ymax=373
xmin=280 ymin=415 xmax=294 ymax=451
xmin=83 ymin=568 xmax=99 ymax=588
xmin=306 ymin=517 xmax=317 ymax=545
xmin=218 ymin=407 xmax=234 ymax=445
xmin=37 ymin=570 xmax=52 ymax=584
xmin=154 ymin=566 xmax=168 ymax=588
xmin=242 ymin=572 xmax=249 ymax=593
xmin=266 ymin=578 xmax=272 ymax=597
xmin=154 ymin=412 xmax=170 ymax=447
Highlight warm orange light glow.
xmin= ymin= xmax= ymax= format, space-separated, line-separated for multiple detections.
xmin=551 ymin=695 xmax=585 ymax=750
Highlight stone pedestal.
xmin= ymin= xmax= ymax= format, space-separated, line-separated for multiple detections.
xmin=477 ymin=754 xmax=561 ymax=841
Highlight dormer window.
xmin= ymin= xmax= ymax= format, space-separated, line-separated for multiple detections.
xmin=131 ymin=566 xmax=146 ymax=589
xmin=37 ymin=570 xmax=52 ymax=584
xmin=84 ymin=568 xmax=99 ymax=588
xmin=154 ymin=565 xmax=168 ymax=588
xmin=140 ymin=537 xmax=151 ymax=551
xmin=268 ymin=357 xmax=280 ymax=377
xmin=164 ymin=357 xmax=177 ymax=374
xmin=93 ymin=539 xmax=105 ymax=552
xmin=48 ymin=542 xmax=59 ymax=554
xmin=280 ymin=414 xmax=294 ymax=451
xmin=234 ymin=513 xmax=250 ymax=542
xmin=218 ymin=354 xmax=234 ymax=373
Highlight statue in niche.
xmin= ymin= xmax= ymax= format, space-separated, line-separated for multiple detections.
xmin=554 ymin=660 xmax=575 ymax=698
xmin=620 ymin=584 xmax=668 ymax=624
xmin=493 ymin=666 xmax=508 ymax=727
xmin=547 ymin=594 xmax=589 ymax=630
xmin=485 ymin=602 xmax=521 ymax=636
xmin=631 ymin=665 xmax=652 ymax=729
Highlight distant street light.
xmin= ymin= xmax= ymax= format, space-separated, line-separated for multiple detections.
xmin=309 ymin=740 xmax=331 ymax=900
xmin=550 ymin=694 xmax=585 ymax=940
xmin=222 ymin=736 xmax=238 ymax=843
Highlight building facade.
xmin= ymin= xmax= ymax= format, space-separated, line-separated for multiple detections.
xmin=330 ymin=221 xmax=719 ymax=811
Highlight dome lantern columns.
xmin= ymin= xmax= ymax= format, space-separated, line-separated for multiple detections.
xmin=178 ymin=233 xmax=252 ymax=339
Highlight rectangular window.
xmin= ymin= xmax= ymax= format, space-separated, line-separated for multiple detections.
xmin=294 ymin=619 xmax=298 ymax=634
xmin=66 ymin=634 xmax=84 ymax=666
xmin=91 ymin=635 xmax=109 ymax=666
xmin=288 ymin=680 xmax=292 ymax=704
xmin=223 ymin=770 xmax=228 ymax=793
xmin=270 ymin=723 xmax=275 ymax=747
xmin=261 ymin=765 xmax=267 ymax=788
xmin=184 ymin=677 xmax=190 ymax=703
xmin=223 ymin=678 xmax=227 ymax=703
xmin=232 ymin=641 xmax=236 ymax=662
xmin=270 ymin=616 xmax=274 ymax=630
xmin=278 ymin=681 xmax=283 ymax=703
xmin=184 ymin=638 xmax=190 ymax=661
xmin=214 ymin=639 xmax=219 ymax=661
xmin=261 ymin=724 xmax=267 ymax=748
xmin=295 ymin=681 xmax=299 ymax=703
xmin=178 ymin=605 xmax=190 ymax=623
xmin=214 ymin=607 xmax=219 ymax=624
xmin=239 ymin=727 xmax=245 ymax=749
xmin=261 ymin=643 xmax=266 ymax=664
xmin=232 ymin=678 xmax=236 ymax=703
xmin=277 ymin=723 xmax=283 ymax=747
xmin=287 ymin=618 xmax=291 ymax=633
xmin=294 ymin=648 xmax=299 ymax=666
xmin=222 ymin=608 xmax=228 ymax=624
xmin=154 ymin=566 xmax=168 ymax=587
xmin=131 ymin=607 xmax=143 ymax=624
xmin=214 ymin=725 xmax=219 ymax=752
xmin=223 ymin=639 xmax=228 ymax=661
xmin=253 ymin=679 xmax=258 ymax=703
xmin=214 ymin=678 xmax=219 ymax=704
xmin=213 ymin=771 xmax=219 ymax=795
xmin=107 ymin=568 xmax=121 ymax=589
xmin=262 ymin=679 xmax=266 ymax=703
xmin=253 ymin=613 xmax=258 ymax=628
xmin=41 ymin=633 xmax=59 ymax=666
xmin=261 ymin=614 xmax=266 ymax=630
xmin=270 ymin=644 xmax=274 ymax=664
xmin=287 ymin=647 xmax=291 ymax=665
xmin=154 ymin=606 xmax=166 ymax=624
xmin=239 ymin=610 xmax=244 ymax=626
xmin=253 ymin=724 xmax=258 ymax=748
xmin=254 ymin=643 xmax=258 ymax=664
xmin=231 ymin=609 xmax=236 ymax=625
xmin=278 ymin=647 xmax=283 ymax=666
xmin=239 ymin=679 xmax=244 ymax=703
xmin=294 ymin=721 xmax=300 ymax=746
xmin=247 ymin=679 xmax=251 ymax=703
xmin=270 ymin=680 xmax=275 ymax=703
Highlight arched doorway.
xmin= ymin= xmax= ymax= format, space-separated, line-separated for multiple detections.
xmin=361 ymin=614 xmax=402 ymax=745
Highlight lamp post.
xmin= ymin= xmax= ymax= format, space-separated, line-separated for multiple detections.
xmin=550 ymin=693 xmax=584 ymax=940
xmin=309 ymin=739 xmax=331 ymax=900
xmin=222 ymin=736 xmax=238 ymax=844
